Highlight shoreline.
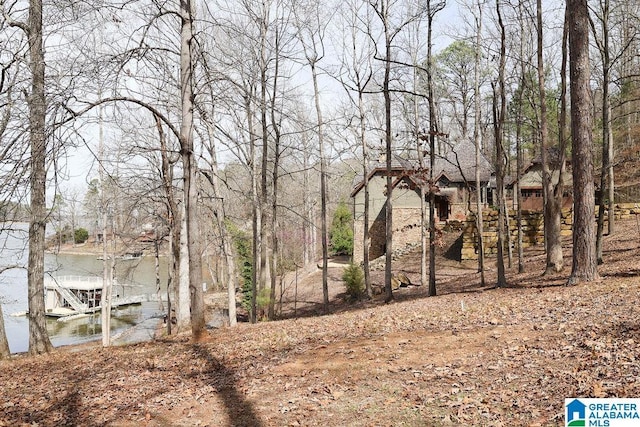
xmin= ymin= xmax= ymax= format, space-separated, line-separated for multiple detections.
xmin=46 ymin=242 xmax=168 ymax=258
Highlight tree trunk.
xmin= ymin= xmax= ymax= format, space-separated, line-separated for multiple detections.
xmin=538 ymin=0 xmax=564 ymax=274
xmin=269 ymin=44 xmax=282 ymax=319
xmin=156 ymin=115 xmax=180 ymax=334
xmin=382 ymin=4 xmax=394 ymax=303
xmin=594 ymin=0 xmax=613 ymax=263
xmin=473 ymin=2 xmax=485 ymax=286
xmin=360 ymin=92 xmax=372 ymax=298
xmin=308 ymin=61 xmax=330 ymax=310
xmin=251 ymin=148 xmax=260 ymax=324
xmin=0 ymin=304 xmax=10 ymax=358
xmin=567 ymin=0 xmax=599 ymax=285
xmin=303 ymin=132 xmax=314 ymax=267
xmin=473 ymin=0 xmax=486 ymax=283
xmin=179 ymin=0 xmax=205 ymax=338
xmin=27 ymin=0 xmax=53 ymax=355
xmin=320 ymin=135 xmax=329 ymax=309
xmin=177 ymin=204 xmax=190 ymax=330
xmin=100 ymin=189 xmax=112 ymax=346
xmin=203 ymin=135 xmax=238 ymax=327
xmin=98 ymin=101 xmax=112 ymax=347
xmin=493 ymin=0 xmax=507 ymax=288
xmin=426 ymin=4 xmax=437 ymax=297
xmin=247 ymin=91 xmax=260 ymax=324
xmin=257 ymin=6 xmax=271 ymax=321
xmin=515 ymin=0 xmax=526 ymax=274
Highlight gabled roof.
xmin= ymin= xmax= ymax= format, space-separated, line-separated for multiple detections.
xmin=350 ymin=153 xmax=420 ymax=197
xmin=351 ymin=141 xmax=493 ymax=197
xmin=432 ymin=140 xmax=493 ymax=183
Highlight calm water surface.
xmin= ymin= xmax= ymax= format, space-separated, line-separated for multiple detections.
xmin=0 ymin=223 xmax=168 ymax=353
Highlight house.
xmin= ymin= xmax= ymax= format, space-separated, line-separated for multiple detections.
xmin=351 ymin=141 xmax=493 ymax=263
xmin=511 ymin=147 xmax=573 ymax=210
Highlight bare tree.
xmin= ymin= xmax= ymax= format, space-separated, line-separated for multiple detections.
xmin=513 ymin=0 xmax=530 ymax=274
xmin=368 ymin=0 xmax=395 ymax=302
xmin=425 ymin=0 xmax=446 ymax=297
xmin=367 ymin=0 xmax=430 ymax=301
xmin=337 ymin=0 xmax=375 ymax=297
xmin=6 ymin=0 xmax=55 ymax=354
xmin=294 ymin=0 xmax=331 ymax=309
xmin=98 ymin=102 xmax=114 ymax=346
xmin=472 ymin=0 xmax=487 ymax=282
xmin=567 ymin=0 xmax=599 ymax=285
xmin=538 ymin=0 xmax=565 ymax=274
xmin=155 ymin=114 xmax=181 ymax=334
xmin=590 ymin=0 xmax=636 ymax=262
xmin=493 ymin=0 xmax=507 ymax=288
xmin=179 ymin=0 xmax=205 ymax=338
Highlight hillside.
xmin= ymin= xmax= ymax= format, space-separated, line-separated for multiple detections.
xmin=1 ymin=220 xmax=640 ymax=426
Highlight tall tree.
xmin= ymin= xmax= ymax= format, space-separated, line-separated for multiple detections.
xmin=567 ymin=0 xmax=599 ymax=285
xmin=337 ymin=0 xmax=374 ymax=297
xmin=155 ymin=114 xmax=181 ymax=334
xmin=368 ymin=0 xmax=439 ymax=301
xmin=179 ymin=0 xmax=205 ymax=338
xmin=98 ymin=103 xmax=113 ymax=347
xmin=294 ymin=0 xmax=331 ymax=310
xmin=493 ymin=0 xmax=507 ymax=288
xmin=472 ymin=0 xmax=487 ymax=283
xmin=590 ymin=0 xmax=635 ymax=262
xmin=425 ymin=0 xmax=445 ymax=297
xmin=538 ymin=0 xmax=565 ymax=274
xmin=592 ymin=0 xmax=614 ymax=262
xmin=369 ymin=0 xmax=397 ymax=302
xmin=24 ymin=0 xmax=53 ymax=354
xmin=514 ymin=0 xmax=527 ymax=274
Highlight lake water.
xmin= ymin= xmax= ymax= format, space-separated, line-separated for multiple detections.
xmin=0 ymin=224 xmax=168 ymax=354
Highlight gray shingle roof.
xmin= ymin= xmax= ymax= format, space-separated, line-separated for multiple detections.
xmin=351 ymin=141 xmax=493 ymax=196
xmin=433 ymin=140 xmax=493 ymax=183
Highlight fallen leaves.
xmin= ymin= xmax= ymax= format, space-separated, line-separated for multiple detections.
xmin=1 ymin=220 xmax=640 ymax=426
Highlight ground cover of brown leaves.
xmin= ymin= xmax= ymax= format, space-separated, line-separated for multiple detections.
xmin=2 ymin=220 xmax=640 ymax=426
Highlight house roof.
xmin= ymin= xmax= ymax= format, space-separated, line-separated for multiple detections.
xmin=350 ymin=153 xmax=421 ymax=197
xmin=351 ymin=142 xmax=493 ymax=197
xmin=432 ymin=140 xmax=493 ymax=183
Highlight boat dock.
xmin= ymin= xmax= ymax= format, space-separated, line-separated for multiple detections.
xmin=44 ymin=276 xmax=151 ymax=319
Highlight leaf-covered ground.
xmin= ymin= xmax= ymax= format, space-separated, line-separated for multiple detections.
xmin=2 ymin=220 xmax=640 ymax=426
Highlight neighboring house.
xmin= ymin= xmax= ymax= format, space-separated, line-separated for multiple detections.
xmin=511 ymin=148 xmax=573 ymax=211
xmin=351 ymin=141 xmax=493 ymax=263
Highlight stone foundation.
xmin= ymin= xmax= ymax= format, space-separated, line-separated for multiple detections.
xmin=461 ymin=202 xmax=640 ymax=260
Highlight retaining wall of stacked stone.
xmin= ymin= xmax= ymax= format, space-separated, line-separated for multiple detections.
xmin=461 ymin=202 xmax=640 ymax=260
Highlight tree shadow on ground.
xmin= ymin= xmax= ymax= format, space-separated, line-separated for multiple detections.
xmin=277 ymin=219 xmax=640 ymax=322
xmin=443 ymin=234 xmax=463 ymax=261
xmin=276 ymin=268 xmax=490 ymax=321
xmin=189 ymin=344 xmax=264 ymax=427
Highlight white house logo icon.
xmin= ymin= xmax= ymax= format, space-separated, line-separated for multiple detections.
xmin=566 ymin=399 xmax=586 ymax=426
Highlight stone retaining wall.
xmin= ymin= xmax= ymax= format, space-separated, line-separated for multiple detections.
xmin=461 ymin=202 xmax=640 ymax=260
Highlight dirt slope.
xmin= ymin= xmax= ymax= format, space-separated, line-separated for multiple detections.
xmin=1 ymin=220 xmax=640 ymax=426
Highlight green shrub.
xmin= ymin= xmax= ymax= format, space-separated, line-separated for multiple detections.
xmin=342 ymin=263 xmax=364 ymax=301
xmin=330 ymin=201 xmax=353 ymax=256
xmin=74 ymin=227 xmax=89 ymax=244
xmin=226 ymin=221 xmax=253 ymax=314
